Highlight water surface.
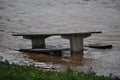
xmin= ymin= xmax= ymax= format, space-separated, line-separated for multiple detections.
xmin=0 ymin=0 xmax=120 ymax=77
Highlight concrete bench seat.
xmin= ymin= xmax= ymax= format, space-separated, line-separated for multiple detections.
xmin=19 ymin=48 xmax=70 ymax=56
xmin=13 ymin=31 xmax=101 ymax=53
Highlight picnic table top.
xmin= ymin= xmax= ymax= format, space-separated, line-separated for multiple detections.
xmin=13 ymin=31 xmax=102 ymax=36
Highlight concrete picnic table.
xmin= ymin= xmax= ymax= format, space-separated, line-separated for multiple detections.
xmin=13 ymin=31 xmax=101 ymax=53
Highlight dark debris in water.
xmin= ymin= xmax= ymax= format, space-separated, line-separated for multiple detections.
xmin=85 ymin=44 xmax=113 ymax=49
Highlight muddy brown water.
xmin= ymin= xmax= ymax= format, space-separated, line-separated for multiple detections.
xmin=0 ymin=0 xmax=120 ymax=77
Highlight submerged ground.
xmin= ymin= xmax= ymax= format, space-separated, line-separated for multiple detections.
xmin=0 ymin=0 xmax=120 ymax=77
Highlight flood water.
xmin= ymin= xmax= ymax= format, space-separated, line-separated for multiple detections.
xmin=0 ymin=0 xmax=120 ymax=77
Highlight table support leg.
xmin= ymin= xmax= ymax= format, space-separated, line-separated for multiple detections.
xmin=62 ymin=35 xmax=90 ymax=53
xmin=70 ymin=36 xmax=83 ymax=52
xmin=31 ymin=38 xmax=45 ymax=49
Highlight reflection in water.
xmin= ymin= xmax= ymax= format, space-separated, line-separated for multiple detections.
xmin=24 ymin=52 xmax=90 ymax=67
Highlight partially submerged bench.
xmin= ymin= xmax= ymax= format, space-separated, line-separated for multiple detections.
xmin=13 ymin=31 xmax=101 ymax=53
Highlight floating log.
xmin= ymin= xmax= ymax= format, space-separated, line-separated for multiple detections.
xmin=85 ymin=44 xmax=112 ymax=49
